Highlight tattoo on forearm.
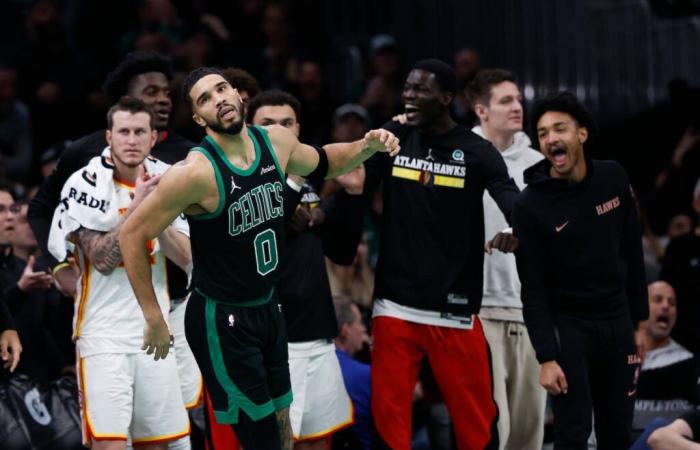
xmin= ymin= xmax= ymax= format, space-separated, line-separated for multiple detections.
xmin=275 ymin=408 xmax=293 ymax=450
xmin=76 ymin=221 xmax=125 ymax=274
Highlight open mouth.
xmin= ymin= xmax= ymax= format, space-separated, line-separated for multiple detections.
xmin=405 ymin=104 xmax=419 ymax=120
xmin=550 ymin=147 xmax=568 ymax=168
xmin=656 ymin=314 xmax=670 ymax=328
xmin=218 ymin=105 xmax=236 ymax=121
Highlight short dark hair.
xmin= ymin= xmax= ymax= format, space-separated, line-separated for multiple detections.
xmin=102 ymin=52 xmax=173 ymax=104
xmin=412 ymin=59 xmax=457 ymax=95
xmin=222 ymin=68 xmax=261 ymax=99
xmin=182 ymin=66 xmax=225 ymax=106
xmin=467 ymin=69 xmax=517 ymax=107
xmin=531 ymin=91 xmax=596 ymax=138
xmin=106 ymin=96 xmax=155 ymax=130
xmin=0 ymin=178 xmax=15 ymax=198
xmin=246 ymin=90 xmax=301 ymax=124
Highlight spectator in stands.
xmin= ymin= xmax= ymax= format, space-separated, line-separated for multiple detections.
xmin=661 ymin=180 xmax=700 ymax=354
xmin=0 ymin=63 xmax=33 ymax=180
xmin=292 ymin=59 xmax=335 ymax=146
xmin=334 ymin=295 xmax=371 ymax=450
xmin=0 ymin=182 xmax=21 ymax=373
xmin=452 ymin=48 xmax=480 ymax=126
xmin=634 ymin=281 xmax=699 ymax=433
xmin=360 ymin=34 xmax=403 ymax=128
xmin=3 ymin=200 xmax=73 ymax=382
xmin=630 ymin=411 xmax=700 ymax=450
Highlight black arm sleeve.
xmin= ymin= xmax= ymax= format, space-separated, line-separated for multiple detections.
xmin=513 ymin=202 xmax=557 ymax=363
xmin=320 ymin=191 xmax=365 ymax=265
xmin=481 ymin=144 xmax=520 ymax=224
xmin=621 ymin=182 xmax=649 ymax=324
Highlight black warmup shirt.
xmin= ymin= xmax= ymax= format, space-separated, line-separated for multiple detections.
xmin=367 ymin=122 xmax=519 ymax=316
xmin=187 ymin=127 xmax=286 ymax=304
xmin=513 ymin=156 xmax=649 ymax=363
xmin=277 ymin=182 xmax=364 ymax=342
xmin=28 ymin=129 xmax=193 ymax=299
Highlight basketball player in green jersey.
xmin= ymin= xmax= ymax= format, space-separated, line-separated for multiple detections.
xmin=120 ymin=67 xmax=400 ymax=450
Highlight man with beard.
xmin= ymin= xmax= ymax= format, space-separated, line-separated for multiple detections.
xmin=27 ymin=52 xmax=202 ymax=449
xmin=119 ymin=67 xmax=400 ymax=450
xmin=634 ymin=281 xmax=699 ymax=432
xmin=366 ymin=59 xmax=519 ymax=449
xmin=512 ymin=92 xmax=648 ymax=449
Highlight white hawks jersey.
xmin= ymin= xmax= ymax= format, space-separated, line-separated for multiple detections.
xmin=72 ymin=178 xmax=170 ymax=357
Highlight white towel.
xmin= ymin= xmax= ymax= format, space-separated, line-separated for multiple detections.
xmin=48 ymin=147 xmax=182 ymax=261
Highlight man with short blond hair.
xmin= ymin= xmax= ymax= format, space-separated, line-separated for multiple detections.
xmin=469 ymin=68 xmax=546 ymax=450
xmin=49 ymin=96 xmax=191 ymax=450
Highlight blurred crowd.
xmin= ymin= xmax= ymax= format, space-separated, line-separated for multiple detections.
xmin=0 ymin=1 xmax=699 ymax=450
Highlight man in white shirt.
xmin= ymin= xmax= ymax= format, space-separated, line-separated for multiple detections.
xmin=469 ymin=68 xmax=546 ymax=450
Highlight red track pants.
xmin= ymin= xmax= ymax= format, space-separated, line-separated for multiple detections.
xmin=371 ymin=316 xmax=498 ymax=450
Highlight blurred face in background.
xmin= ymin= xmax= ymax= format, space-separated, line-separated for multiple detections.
xmin=252 ymin=104 xmax=300 ymax=137
xmin=332 ymin=114 xmax=368 ymax=142
xmin=667 ymin=214 xmax=692 ymax=239
xmin=0 ymin=68 xmax=17 ymax=112
xmin=12 ymin=204 xmax=37 ymax=249
xmin=0 ymin=191 xmax=17 ymax=246
xmin=646 ymin=281 xmax=677 ymax=341
xmin=128 ymin=72 xmax=173 ymax=131
xmin=342 ymin=304 xmax=370 ymax=355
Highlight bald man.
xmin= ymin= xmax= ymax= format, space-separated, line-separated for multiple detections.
xmin=633 ymin=281 xmax=700 ymax=433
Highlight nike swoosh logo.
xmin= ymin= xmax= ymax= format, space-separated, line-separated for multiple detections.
xmin=627 ymin=388 xmax=637 ymax=397
xmin=555 ymin=221 xmax=569 ymax=232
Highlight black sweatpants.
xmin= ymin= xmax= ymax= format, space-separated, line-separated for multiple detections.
xmin=552 ymin=314 xmax=639 ymax=450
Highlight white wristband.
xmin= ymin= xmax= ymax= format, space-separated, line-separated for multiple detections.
xmin=286 ymin=177 xmax=303 ymax=193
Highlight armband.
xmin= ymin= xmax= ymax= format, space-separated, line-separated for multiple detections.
xmin=306 ymin=146 xmax=329 ymax=182
xmin=52 ymin=261 xmax=71 ymax=276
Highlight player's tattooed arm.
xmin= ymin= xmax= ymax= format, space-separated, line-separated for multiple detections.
xmin=74 ymin=220 xmax=127 ymax=275
xmin=275 ymin=408 xmax=293 ymax=450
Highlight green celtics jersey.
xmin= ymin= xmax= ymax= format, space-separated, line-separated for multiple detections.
xmin=187 ymin=126 xmax=286 ymax=304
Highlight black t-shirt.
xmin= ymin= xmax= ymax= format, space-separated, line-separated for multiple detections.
xmin=277 ymin=181 xmax=363 ymax=342
xmin=28 ymin=129 xmax=194 ymax=299
xmin=366 ymin=122 xmax=519 ymax=316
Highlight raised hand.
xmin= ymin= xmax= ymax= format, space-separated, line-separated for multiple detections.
xmin=17 ymin=255 xmax=54 ymax=292
xmin=364 ymin=129 xmax=401 ymax=157
xmin=131 ymin=165 xmax=162 ymax=208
